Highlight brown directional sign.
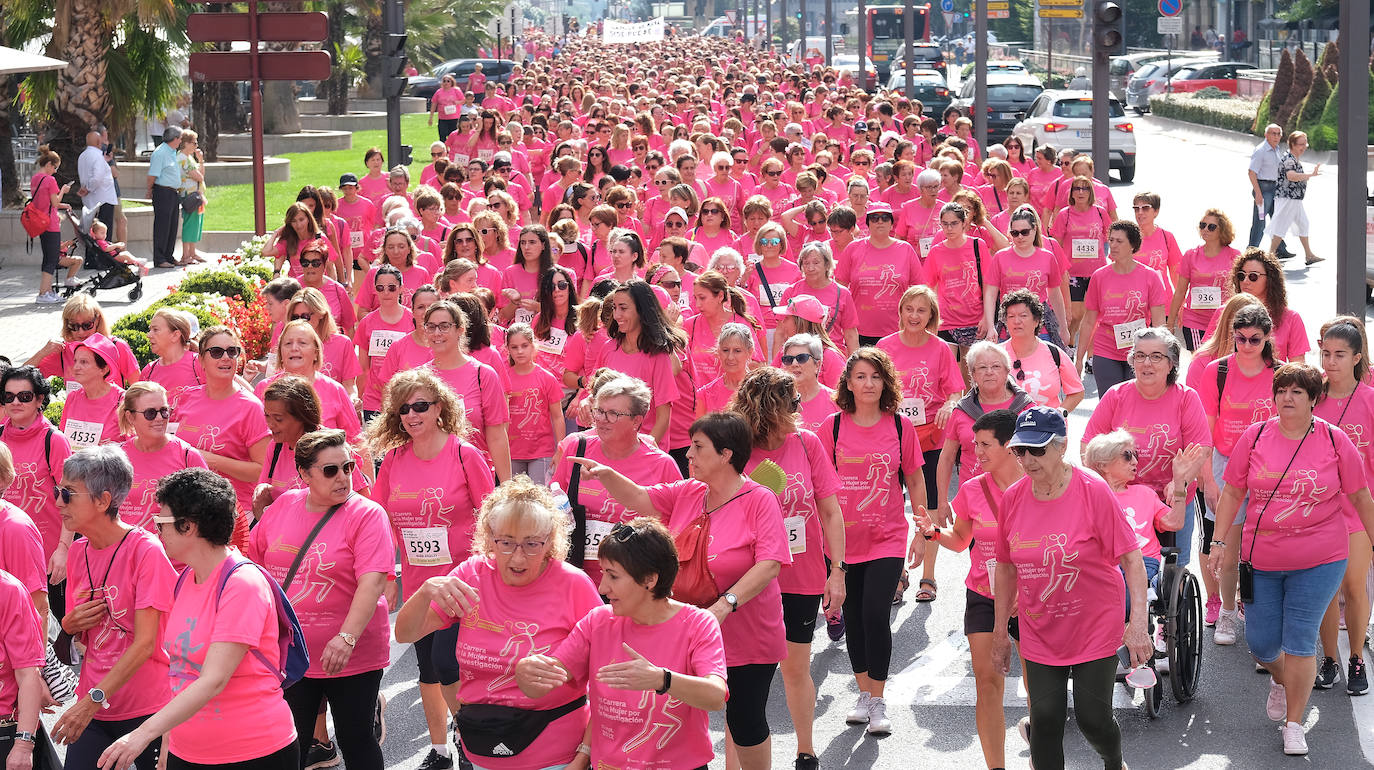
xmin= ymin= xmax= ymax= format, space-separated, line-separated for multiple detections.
xmin=188 ymin=50 xmax=332 ymax=82
xmin=187 ymin=12 xmax=329 ymax=43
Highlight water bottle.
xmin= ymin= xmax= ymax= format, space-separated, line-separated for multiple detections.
xmin=551 ymin=482 xmax=573 ymax=531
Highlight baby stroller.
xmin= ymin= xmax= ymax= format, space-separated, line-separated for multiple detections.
xmin=60 ymin=210 xmax=144 ymax=302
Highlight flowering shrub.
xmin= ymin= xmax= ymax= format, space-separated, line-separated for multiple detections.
xmin=225 ymin=291 xmax=274 ymax=360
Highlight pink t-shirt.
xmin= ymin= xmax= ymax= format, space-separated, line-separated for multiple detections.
xmin=698 ymin=376 xmax=739 ymax=415
xmin=877 ymin=333 xmax=966 ymax=452
xmin=38 ymin=337 xmax=140 ymax=387
xmin=995 ymin=469 xmax=1138 ymax=666
xmin=896 ymin=198 xmax=942 ymax=253
xmin=60 ymin=384 xmax=125 ymax=448
xmin=552 ymin=604 xmax=726 ymax=770
xmin=1001 ymin=340 xmax=1084 ymax=409
xmin=598 ymin=344 xmax=680 ymax=427
xmin=250 ymin=490 xmax=395 ymax=678
xmin=507 ymin=365 xmax=564 ymax=460
xmin=165 ymin=555 xmax=296 ymax=763
xmin=746 ymin=430 xmax=841 ymax=595
xmin=835 ymin=238 xmax=923 ymax=338
xmin=797 ymin=387 xmax=837 ymax=434
xmin=0 ymin=502 xmax=45 ymax=594
xmin=743 ymin=259 xmax=802 ymax=329
xmin=141 ymin=354 xmax=205 ymax=409
xmin=1175 ymin=245 xmax=1240 ymax=330
xmin=376 ymin=435 xmax=495 ymax=600
xmin=1314 ymin=383 xmax=1374 ymax=533
xmin=987 ymin=246 xmax=1063 ymax=305
xmin=1224 ymin=418 xmax=1365 ymax=571
xmin=1196 ymin=355 xmax=1277 ymax=456
xmin=922 ymin=238 xmax=989 ymax=329
xmin=0 ymin=570 xmax=45 ymax=716
xmin=818 ymin=412 xmax=922 ymax=563
xmin=947 ymin=396 xmax=1019 ymax=477
xmin=426 ymin=359 xmax=510 ymax=458
xmin=1135 ymin=227 xmax=1182 ymax=292
xmin=0 ymin=419 xmax=74 ymax=558
xmin=118 ymin=437 xmax=209 ymax=531
xmin=320 ymin=333 xmax=362 ymax=385
xmin=1083 ymin=262 xmax=1168 ymax=360
xmin=1082 ymin=382 xmax=1212 ymax=497
xmin=434 ymin=556 xmax=603 ymax=770
xmin=66 ymin=527 xmax=177 ymax=719
xmin=1115 ymin=484 xmax=1171 ymax=561
xmin=356 ymin=264 xmax=433 ymax=312
xmin=174 ymin=386 xmax=270 ymax=511
xmin=949 ymin=474 xmax=1006 ymax=598
xmin=254 ymin=372 xmax=362 ymax=442
xmin=777 ymin=281 xmax=859 ymax=350
xmin=354 ymin=307 xmax=416 ymax=412
xmin=646 ymin=479 xmax=790 ymax=666
xmin=1047 ymin=206 xmax=1110 ymax=279
xmin=376 ymin=334 xmax=435 ymax=392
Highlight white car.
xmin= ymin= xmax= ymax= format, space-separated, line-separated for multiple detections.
xmin=1011 ymin=90 xmax=1137 ymax=183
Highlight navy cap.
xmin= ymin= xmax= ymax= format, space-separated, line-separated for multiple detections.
xmin=1008 ymin=406 xmax=1067 ymax=448
xmin=854 ymin=120 xmax=868 ymax=131
xmin=338 ymin=173 xmax=359 ymax=187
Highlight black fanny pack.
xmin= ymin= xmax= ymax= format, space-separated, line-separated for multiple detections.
xmin=454 ymin=696 xmax=587 ymax=758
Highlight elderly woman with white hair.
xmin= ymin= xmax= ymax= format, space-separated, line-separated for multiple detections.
xmin=394 ymin=476 xmax=603 ymax=770
xmin=778 ymin=241 xmax=860 ymax=355
xmin=697 ymin=323 xmax=758 ymax=416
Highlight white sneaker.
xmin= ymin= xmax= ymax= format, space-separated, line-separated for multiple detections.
xmin=1267 ymin=679 xmax=1287 ymax=722
xmin=1153 ymin=623 xmax=1168 ymax=654
xmin=63 ymin=277 xmax=80 ymax=288
xmin=845 ymin=692 xmax=872 ymax=724
xmin=1214 ymin=609 xmax=1239 ymax=645
xmin=1018 ymin=716 xmax=1030 ymax=745
xmin=865 ymin=696 xmax=891 ymax=735
xmin=1282 ymin=721 xmax=1307 ymax=755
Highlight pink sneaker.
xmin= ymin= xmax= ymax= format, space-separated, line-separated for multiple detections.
xmin=1205 ymin=595 xmax=1221 ymax=626
xmin=1267 ymin=679 xmax=1287 ymax=722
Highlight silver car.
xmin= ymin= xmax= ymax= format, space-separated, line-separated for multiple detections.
xmin=1124 ymin=57 xmax=1214 ymax=113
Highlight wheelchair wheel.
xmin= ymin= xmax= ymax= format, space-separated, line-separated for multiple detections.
xmin=1168 ymin=569 xmax=1204 ymax=703
xmin=128 ymin=284 xmax=143 ymax=302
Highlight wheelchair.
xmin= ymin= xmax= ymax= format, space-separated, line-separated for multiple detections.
xmin=1120 ymin=545 xmax=1204 ymax=718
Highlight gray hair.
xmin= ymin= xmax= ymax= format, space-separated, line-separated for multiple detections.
xmin=782 ymin=333 xmax=823 ymax=361
xmin=162 ymin=125 xmax=183 ymax=143
xmin=966 ymin=340 xmax=1013 ymax=371
xmin=1130 ymin=327 xmax=1182 ymax=385
xmin=389 ymin=164 xmax=410 ymax=182
xmin=63 ymin=445 xmax=134 ymax=518
xmin=916 ymin=168 xmax=942 ymax=188
xmin=797 ymin=241 xmax=834 ymax=277
xmin=707 ymin=247 xmax=746 ymax=273
xmin=1083 ymin=429 xmax=1136 ymax=473
xmin=717 ymin=322 xmax=754 ymax=350
xmin=596 ymin=375 xmax=652 ymax=417
xmin=396 ymin=216 xmax=423 ymax=234
xmin=987 ymin=143 xmax=1008 ymax=160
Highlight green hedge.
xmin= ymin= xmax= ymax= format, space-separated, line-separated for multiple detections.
xmin=1149 ymin=93 xmax=1259 ymax=134
xmin=177 ymin=269 xmax=258 ymax=303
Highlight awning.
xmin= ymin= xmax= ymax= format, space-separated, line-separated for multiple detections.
xmin=0 ymin=46 xmax=68 ymax=76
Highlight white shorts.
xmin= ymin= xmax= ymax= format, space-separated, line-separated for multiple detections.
xmin=1264 ymin=196 xmax=1309 ymax=240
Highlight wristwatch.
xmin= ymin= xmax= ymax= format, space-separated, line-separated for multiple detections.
xmin=337 ymin=631 xmax=358 ymax=647
xmin=90 ymin=687 xmax=111 ymax=710
xmin=14 ymin=731 xmax=35 ymax=744
xmin=835 ymin=561 xmax=849 ymax=573
xmin=722 ymin=592 xmax=739 ymax=612
xmin=1210 ymin=540 xmax=1227 ymax=548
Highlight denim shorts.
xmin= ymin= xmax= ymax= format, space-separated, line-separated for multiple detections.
xmin=1209 ymin=450 xmax=1248 ymax=527
xmin=1245 ymin=558 xmax=1347 ymax=662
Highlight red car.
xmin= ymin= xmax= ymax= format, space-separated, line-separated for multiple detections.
xmin=1168 ymin=61 xmax=1258 ymax=94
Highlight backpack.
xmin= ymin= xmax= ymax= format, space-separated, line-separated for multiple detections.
xmin=174 ymin=556 xmax=310 ymax=689
xmin=21 ymin=197 xmax=50 ymax=238
xmin=831 ymin=412 xmax=908 ymax=486
xmin=0 ymin=423 xmax=54 ymax=470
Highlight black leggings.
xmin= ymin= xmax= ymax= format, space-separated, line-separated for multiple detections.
xmin=168 ymin=743 xmax=298 ymax=770
xmin=284 ymin=669 xmax=384 ymax=770
xmin=843 ymin=557 xmax=904 ymax=680
xmin=725 ymin=663 xmax=777 ymax=748
xmin=66 ymin=714 xmax=160 ymax=770
xmin=1023 ymin=655 xmax=1122 ymax=770
xmin=921 ymin=448 xmax=942 ymax=509
xmin=431 ymin=622 xmax=462 ymax=685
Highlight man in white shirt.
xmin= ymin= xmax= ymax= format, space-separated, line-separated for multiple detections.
xmin=77 ymin=128 xmax=118 ymax=256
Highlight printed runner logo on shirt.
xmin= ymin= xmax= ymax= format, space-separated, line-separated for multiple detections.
xmin=1038 ymin=533 xmax=1080 ymax=602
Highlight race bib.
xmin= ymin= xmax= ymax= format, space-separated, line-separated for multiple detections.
xmin=585 ymin=519 xmax=615 ymax=561
xmin=350 ymin=230 xmax=364 ymax=249
xmin=535 ymin=327 xmax=568 ymax=356
xmin=1071 ymin=238 xmax=1099 ymax=260
xmin=1190 ymin=285 xmax=1222 ymax=310
xmin=64 ymin=419 xmax=102 ymax=449
xmin=985 ymin=558 xmax=997 ymax=596
xmin=477 ymin=149 xmax=495 ymax=163
xmin=402 ymin=526 xmax=452 ymax=567
xmin=784 ymin=515 xmax=806 ymax=555
xmin=441 ymin=104 xmax=458 ymax=117
xmin=452 ymin=153 xmax=470 ymax=167
xmin=897 ymin=396 xmax=927 ymax=426
xmin=919 ymin=237 xmax=934 ymax=259
xmin=166 ymin=422 xmax=180 ymax=436
xmin=368 ymin=330 xmax=407 ymax=358
xmin=514 ymin=307 xmax=536 ymax=326
xmin=1114 ymin=317 xmax=1147 ymax=350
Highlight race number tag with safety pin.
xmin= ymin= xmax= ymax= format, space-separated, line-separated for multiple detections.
xmin=897 ymin=397 xmax=927 ymax=426
xmin=350 ymin=230 xmax=364 ymax=249
xmin=536 ymin=327 xmax=568 ymax=356
xmin=402 ymin=527 xmax=452 ymax=566
xmin=919 ymin=237 xmax=934 ymax=259
xmin=784 ymin=515 xmax=806 ymax=555
xmin=1114 ymin=318 xmax=1146 ymax=349
xmin=514 ymin=307 xmax=536 ymax=326
xmin=1190 ymin=285 xmax=1221 ymax=310
xmin=585 ymin=519 xmax=615 ymax=560
xmin=64 ymin=419 xmax=102 ymax=449
xmin=1072 ymin=238 xmax=1098 ymax=260
xmin=442 ymin=104 xmax=458 ymax=118
xmin=368 ymin=330 xmax=407 ymax=358
xmin=478 ymin=149 xmax=495 ymax=163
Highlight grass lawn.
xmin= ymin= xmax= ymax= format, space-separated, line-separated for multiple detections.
xmin=203 ymin=113 xmax=438 ymax=232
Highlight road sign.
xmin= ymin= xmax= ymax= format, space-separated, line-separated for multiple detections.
xmin=943 ymin=10 xmax=956 ymax=26
xmin=987 ymin=1 xmax=1009 ymax=9
xmin=1158 ymin=0 xmax=1182 ymax=17
xmin=990 ymin=9 xmax=1010 ymax=18
xmin=940 ymin=0 xmax=953 ymax=11
xmin=1038 ymin=0 xmax=1082 ymax=5
xmin=187 ymin=12 xmax=328 ymax=43
xmin=1038 ymin=7 xmax=1084 ymax=17
xmin=188 ymin=50 xmax=332 ymax=82
xmin=1157 ymin=16 xmax=1183 ymax=35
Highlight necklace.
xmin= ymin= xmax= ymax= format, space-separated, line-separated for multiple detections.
xmin=1033 ymin=465 xmax=1071 ymax=499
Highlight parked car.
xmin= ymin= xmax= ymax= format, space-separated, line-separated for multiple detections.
xmin=887 ymin=42 xmax=947 ymax=84
xmin=1011 ymin=90 xmax=1137 ymax=182
xmin=1107 ymin=50 xmax=1216 ymax=101
xmin=952 ymin=71 xmax=1045 ymax=143
xmin=1124 ymin=57 xmax=1213 ymax=113
xmin=407 ymin=59 xmax=518 ymax=102
xmin=1168 ymin=61 xmax=1259 ymax=94
xmin=885 ymin=69 xmax=954 ymax=118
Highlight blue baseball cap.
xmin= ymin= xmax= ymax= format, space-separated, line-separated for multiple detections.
xmin=1008 ymin=406 xmax=1067 ymax=449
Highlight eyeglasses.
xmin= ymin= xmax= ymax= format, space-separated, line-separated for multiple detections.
xmin=940 ymin=220 xmax=963 ymax=229
xmin=591 ymin=407 xmax=636 ymax=423
xmin=1240 ymin=271 xmax=1263 ymax=282
xmin=1198 ymin=221 xmax=1219 ymax=232
xmin=492 ymin=538 xmax=548 ymax=556
xmin=127 ymin=406 xmax=171 ymax=420
xmin=66 ymin=320 xmax=97 ymax=332
xmin=552 ymin=281 xmax=571 ymax=290
xmin=760 ymin=237 xmax=782 ymax=246
xmin=701 ymin=208 xmax=723 ymax=216
xmin=1131 ymin=351 xmax=1170 ymax=364
xmin=290 ymin=312 xmax=314 ymax=322
xmin=1071 ymin=186 xmax=1091 ymax=192
xmin=452 ymin=235 xmax=475 ymax=244
xmin=203 ymin=345 xmax=243 ymax=360
xmin=299 ymin=257 xmax=326 ymax=268
xmin=1132 ymin=205 xmax=1153 ymax=211
xmin=1011 ymin=445 xmax=1049 ymax=457
xmin=315 ymin=461 xmax=356 ymax=478
xmin=1234 ymin=333 xmax=1265 ymax=347
xmin=780 ymin=353 xmax=815 ymax=365
xmin=973 ymin=364 xmax=1007 ymax=374
xmin=375 ymin=284 xmax=400 ymax=293
xmin=1121 ymin=449 xmax=1139 ymax=462
xmin=398 ymin=400 xmax=434 ymax=415
xmin=151 ymin=514 xmax=176 ymax=530
xmin=1009 ymin=228 xmax=1033 ymax=237
xmin=0 ymin=391 xmax=36 ymax=405
xmin=54 ymin=486 xmax=96 ymax=504
xmin=424 ymin=322 xmax=458 ymax=334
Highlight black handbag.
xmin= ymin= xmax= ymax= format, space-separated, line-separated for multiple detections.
xmin=180 ymin=191 xmax=204 ymax=214
xmin=454 ymin=696 xmax=586 ymax=758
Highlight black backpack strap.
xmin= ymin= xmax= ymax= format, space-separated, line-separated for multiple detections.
xmin=44 ymin=427 xmax=52 ymax=469
xmin=282 ymin=499 xmax=347 ymax=591
xmin=893 ymin=413 xmax=907 ymax=486
xmin=567 ymin=436 xmax=589 ymax=566
xmin=1049 ymin=344 xmax=1061 ymax=367
xmin=830 ymin=413 xmax=840 ymax=468
xmin=1216 ymin=358 xmax=1230 ymax=412
xmin=972 ymin=239 xmax=983 ymax=292
xmin=755 ymin=262 xmax=778 ymax=307
xmin=268 ymin=443 xmax=285 ymax=479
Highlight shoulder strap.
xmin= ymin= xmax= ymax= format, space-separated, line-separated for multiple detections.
xmin=268 ymin=443 xmax=285 ymax=479
xmin=972 ymin=239 xmax=983 ymax=292
xmin=829 ymin=413 xmax=841 ymax=468
xmin=1216 ymin=358 xmax=1230 ymax=411
xmin=1049 ymin=344 xmax=1061 ymax=367
xmin=978 ymin=474 xmax=999 ymax=516
xmin=566 ymin=436 xmax=589 ymax=566
xmin=755 ymin=262 xmax=778 ymax=307
xmin=282 ymin=498 xmax=348 ymax=591
xmin=567 ymin=436 xmax=588 ymax=507
xmin=893 ymin=413 xmax=907 ymax=485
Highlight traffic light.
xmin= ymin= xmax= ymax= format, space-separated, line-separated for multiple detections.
xmin=398 ymin=144 xmax=413 ymax=166
xmin=382 ymin=32 xmax=407 ymax=99
xmin=1092 ymin=2 xmax=1124 ymax=61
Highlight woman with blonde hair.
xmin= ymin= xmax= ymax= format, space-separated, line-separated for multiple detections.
xmin=473 ymin=209 xmax=515 ymax=265
xmin=356 ymin=228 xmax=432 ymax=313
xmin=117 ymin=381 xmax=208 ymax=531
xmin=288 ymin=287 xmax=360 ymax=396
xmin=27 ymin=293 xmax=139 ymax=386
xmin=140 ymin=307 xmax=202 ymax=408
xmin=254 ymin=320 xmax=364 ymax=445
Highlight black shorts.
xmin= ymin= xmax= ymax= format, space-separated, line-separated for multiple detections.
xmin=964 ymin=588 xmax=1019 ymax=640
xmin=781 ymin=592 xmax=822 ymax=644
xmin=1068 ymin=275 xmax=1091 ymax=303
xmin=938 ymin=326 xmax=979 ymax=348
xmin=414 ymin=631 xmax=440 ymax=684
xmin=1199 ymin=513 xmax=1215 ymax=556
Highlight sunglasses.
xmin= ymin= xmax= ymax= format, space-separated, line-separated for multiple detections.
xmin=780 ymin=353 xmax=815 ymax=365
xmin=315 ymin=461 xmax=356 ymax=478
xmin=452 ymin=235 xmax=475 ymax=243
xmin=1234 ymin=333 xmax=1265 ymax=347
xmin=760 ymin=237 xmax=782 ymax=246
xmin=1071 ymin=186 xmax=1091 ymax=192
xmin=1132 ymin=205 xmax=1153 ymax=211
xmin=399 ymin=399 xmax=434 ymax=415
xmin=151 ymin=514 xmax=177 ymax=530
xmin=608 ymin=522 xmax=639 ymax=543
xmin=701 ymin=209 xmax=723 ymax=216
xmin=553 ymin=281 xmax=571 ymax=290
xmin=1 ymin=391 xmax=36 ymax=404
xmin=291 ymin=312 xmax=316 ymax=322
xmin=1009 ymin=228 xmax=1033 ymax=237
xmin=66 ymin=320 xmax=97 ymax=332
xmin=299 ymin=257 xmax=326 ymax=268
xmin=479 ymin=228 xmax=494 ymax=235
xmin=1198 ymin=221 xmax=1219 ymax=232
xmin=1058 ymin=160 xmax=1074 ymax=166
xmin=1240 ymin=271 xmax=1263 ymax=282
xmin=431 ymin=152 xmax=444 ymax=158
xmin=654 ymin=179 xmax=672 ymax=186
xmin=375 ymin=284 xmax=400 ymax=293
xmin=54 ymin=486 xmax=96 ymax=504
xmin=1121 ymin=449 xmax=1139 ymax=462
xmin=1011 ymin=359 xmax=1027 ymax=381
xmin=657 ymin=280 xmax=681 ymax=289
xmin=615 ymin=202 xmax=633 ymax=209
xmin=763 ymin=170 xmax=782 ymax=177
xmin=203 ymin=345 xmax=243 ymax=360
xmin=1011 ymin=445 xmax=1049 ymax=457
xmin=127 ymin=406 xmax=171 ymax=420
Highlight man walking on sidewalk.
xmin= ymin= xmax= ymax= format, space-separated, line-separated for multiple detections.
xmin=1247 ymin=123 xmax=1294 ymax=258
